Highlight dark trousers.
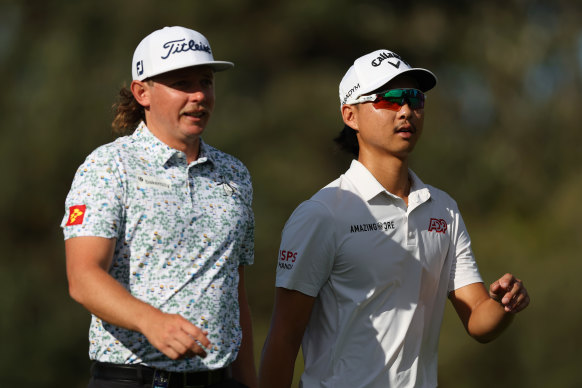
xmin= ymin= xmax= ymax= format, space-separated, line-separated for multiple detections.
xmin=87 ymin=361 xmax=249 ymax=388
xmin=87 ymin=376 xmax=248 ymax=388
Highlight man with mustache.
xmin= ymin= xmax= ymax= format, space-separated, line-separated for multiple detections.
xmin=62 ymin=26 xmax=256 ymax=388
xmin=259 ymin=49 xmax=530 ymax=388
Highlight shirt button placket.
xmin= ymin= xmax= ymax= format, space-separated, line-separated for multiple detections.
xmin=406 ymin=216 xmax=417 ymax=246
xmin=187 ymin=167 xmax=196 ymax=207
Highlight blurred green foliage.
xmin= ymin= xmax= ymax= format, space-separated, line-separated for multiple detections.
xmin=1 ymin=0 xmax=581 ymax=386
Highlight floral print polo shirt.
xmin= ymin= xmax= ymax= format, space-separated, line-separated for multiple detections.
xmin=61 ymin=122 xmax=254 ymax=372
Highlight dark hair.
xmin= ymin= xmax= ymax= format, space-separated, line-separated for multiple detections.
xmin=334 ymin=124 xmax=359 ymax=158
xmin=111 ymin=86 xmax=145 ymax=135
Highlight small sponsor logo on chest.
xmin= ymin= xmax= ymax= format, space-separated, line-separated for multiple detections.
xmin=350 ymin=221 xmax=396 ymax=233
xmin=136 ymin=175 xmax=171 ymax=190
xmin=428 ymin=218 xmax=447 ymax=233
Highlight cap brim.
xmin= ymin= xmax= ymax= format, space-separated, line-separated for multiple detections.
xmin=204 ymin=61 xmax=235 ymax=72
xmin=179 ymin=61 xmax=234 ymax=72
xmin=348 ymin=67 xmax=437 ymax=103
xmin=393 ymin=68 xmax=437 ymax=92
xmin=141 ymin=61 xmax=235 ymax=80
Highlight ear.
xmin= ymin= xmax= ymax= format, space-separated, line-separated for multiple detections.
xmin=341 ymin=104 xmax=359 ymax=131
xmin=130 ymin=80 xmax=151 ymax=108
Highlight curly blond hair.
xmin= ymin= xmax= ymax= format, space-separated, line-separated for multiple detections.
xmin=111 ymin=86 xmax=145 ymax=135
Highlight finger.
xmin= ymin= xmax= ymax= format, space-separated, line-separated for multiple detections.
xmin=177 ymin=339 xmax=208 ymax=358
xmin=159 ymin=342 xmax=181 ymax=360
xmin=507 ymin=288 xmax=529 ymax=313
xmin=181 ymin=346 xmax=205 ymax=359
xmin=184 ymin=334 xmax=209 ymax=357
xmin=167 ymin=338 xmax=190 ymax=359
xmin=498 ymin=273 xmax=516 ymax=290
xmin=175 ymin=327 xmax=210 ymax=357
xmin=489 ymin=280 xmax=500 ymax=293
xmin=503 ymin=291 xmax=527 ymax=313
xmin=489 ymin=280 xmax=501 ymax=298
xmin=167 ymin=330 xmax=209 ymax=359
xmin=166 ymin=314 xmax=211 ymax=346
xmin=190 ymin=342 xmax=208 ymax=358
xmin=181 ymin=322 xmax=212 ymax=349
xmin=501 ymin=278 xmax=523 ymax=305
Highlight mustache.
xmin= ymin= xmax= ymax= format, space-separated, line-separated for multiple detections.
xmin=396 ymin=121 xmax=417 ymax=133
xmin=179 ymin=105 xmax=209 ymax=116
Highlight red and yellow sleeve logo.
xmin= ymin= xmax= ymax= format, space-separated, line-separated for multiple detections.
xmin=66 ymin=205 xmax=86 ymax=226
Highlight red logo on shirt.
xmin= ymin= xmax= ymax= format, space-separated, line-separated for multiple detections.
xmin=66 ymin=205 xmax=86 ymax=226
xmin=428 ymin=218 xmax=447 ymax=233
xmin=279 ymin=250 xmax=297 ymax=262
xmin=278 ymin=249 xmax=297 ymax=270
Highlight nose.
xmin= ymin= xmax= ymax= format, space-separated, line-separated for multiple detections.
xmin=188 ymin=89 xmax=207 ymax=103
xmin=187 ymin=85 xmax=215 ymax=111
xmin=397 ymin=101 xmax=413 ymax=118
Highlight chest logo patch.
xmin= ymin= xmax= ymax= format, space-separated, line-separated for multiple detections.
xmin=136 ymin=175 xmax=171 ymax=190
xmin=350 ymin=221 xmax=395 ymax=233
xmin=428 ymin=218 xmax=447 ymax=233
xmin=66 ymin=205 xmax=86 ymax=226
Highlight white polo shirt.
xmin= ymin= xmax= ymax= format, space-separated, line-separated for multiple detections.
xmin=276 ymin=160 xmax=482 ymax=388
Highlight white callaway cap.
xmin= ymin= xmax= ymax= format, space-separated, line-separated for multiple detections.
xmin=339 ymin=49 xmax=437 ymax=105
xmin=132 ymin=26 xmax=234 ymax=81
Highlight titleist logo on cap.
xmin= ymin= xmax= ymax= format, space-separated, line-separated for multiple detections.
xmin=161 ymin=38 xmax=212 ymax=60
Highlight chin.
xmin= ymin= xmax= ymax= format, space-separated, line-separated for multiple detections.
xmin=181 ymin=122 xmax=207 ymax=135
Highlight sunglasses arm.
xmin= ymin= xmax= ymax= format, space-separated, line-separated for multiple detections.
xmin=351 ymin=94 xmax=378 ymax=104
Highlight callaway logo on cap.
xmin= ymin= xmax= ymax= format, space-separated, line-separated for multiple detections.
xmin=132 ymin=26 xmax=234 ymax=81
xmin=339 ymin=49 xmax=437 ymax=106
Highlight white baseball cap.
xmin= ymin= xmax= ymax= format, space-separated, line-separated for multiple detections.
xmin=132 ymin=26 xmax=234 ymax=81
xmin=339 ymin=49 xmax=437 ymax=105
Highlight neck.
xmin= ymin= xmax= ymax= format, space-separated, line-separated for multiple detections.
xmin=144 ymin=121 xmax=201 ymax=163
xmin=182 ymin=139 xmax=201 ymax=164
xmin=358 ymin=153 xmax=411 ymax=204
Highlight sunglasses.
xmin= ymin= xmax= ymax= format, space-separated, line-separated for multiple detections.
xmin=353 ymin=88 xmax=426 ymax=111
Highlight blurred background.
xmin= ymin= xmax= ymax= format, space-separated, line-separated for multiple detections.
xmin=1 ymin=0 xmax=581 ymax=386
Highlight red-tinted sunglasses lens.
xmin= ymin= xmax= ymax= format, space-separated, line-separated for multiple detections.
xmin=371 ymin=89 xmax=425 ymax=111
xmin=372 ymin=99 xmax=405 ymax=111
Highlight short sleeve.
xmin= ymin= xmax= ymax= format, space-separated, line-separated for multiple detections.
xmin=275 ymin=200 xmax=336 ymax=297
xmin=61 ymin=146 xmax=124 ymax=240
xmin=447 ymin=207 xmax=483 ymax=292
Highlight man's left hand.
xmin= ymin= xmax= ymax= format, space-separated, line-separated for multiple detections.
xmin=489 ymin=273 xmax=530 ymax=313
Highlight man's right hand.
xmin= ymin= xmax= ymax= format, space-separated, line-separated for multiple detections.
xmin=141 ymin=311 xmax=212 ymax=360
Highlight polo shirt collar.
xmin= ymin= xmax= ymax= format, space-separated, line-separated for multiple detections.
xmin=345 ymin=160 xmax=431 ymax=206
xmin=408 ymin=169 xmax=431 ymax=210
xmin=132 ymin=122 xmax=213 ymax=167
